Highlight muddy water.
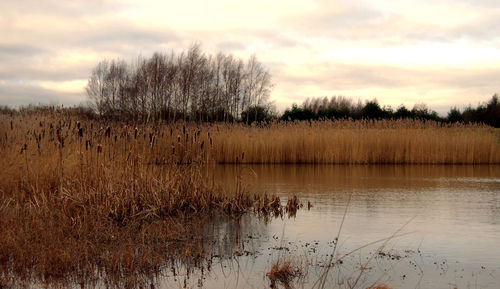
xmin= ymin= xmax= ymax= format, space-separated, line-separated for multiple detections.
xmin=160 ymin=165 xmax=500 ymax=289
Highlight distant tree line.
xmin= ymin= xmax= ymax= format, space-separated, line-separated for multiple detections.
xmin=446 ymin=95 xmax=499 ymax=128
xmin=280 ymin=95 xmax=500 ymax=127
xmin=86 ymin=44 xmax=273 ymax=122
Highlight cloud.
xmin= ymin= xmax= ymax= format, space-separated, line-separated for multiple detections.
xmin=272 ymin=62 xmax=500 ymax=113
xmin=0 ymin=82 xmax=86 ymax=107
xmin=0 ymin=0 xmax=125 ymax=19
xmin=0 ymin=0 xmax=499 ymax=113
xmin=0 ymin=44 xmax=47 ymax=58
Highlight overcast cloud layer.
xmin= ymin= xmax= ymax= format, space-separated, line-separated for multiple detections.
xmin=1 ymin=0 xmax=499 ymax=114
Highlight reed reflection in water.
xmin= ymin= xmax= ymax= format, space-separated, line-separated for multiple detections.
xmin=208 ymin=164 xmax=500 ymax=288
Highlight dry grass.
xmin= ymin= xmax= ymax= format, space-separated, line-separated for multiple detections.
xmin=1 ymin=112 xmax=497 ymax=287
xmin=211 ymin=120 xmax=500 ymax=164
xmin=267 ymin=258 xmax=302 ymax=289
xmin=0 ymin=112 xmax=296 ymax=288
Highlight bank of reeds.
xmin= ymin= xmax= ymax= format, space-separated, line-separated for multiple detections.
xmin=212 ymin=120 xmax=500 ymax=164
xmin=0 ymin=113 xmax=294 ymax=288
xmin=1 ymin=112 xmax=498 ymax=287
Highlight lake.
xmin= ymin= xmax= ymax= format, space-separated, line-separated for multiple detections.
xmin=158 ymin=165 xmax=500 ymax=289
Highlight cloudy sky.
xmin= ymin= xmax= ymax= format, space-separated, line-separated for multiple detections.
xmin=1 ymin=0 xmax=499 ymax=114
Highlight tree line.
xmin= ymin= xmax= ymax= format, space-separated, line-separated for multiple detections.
xmin=86 ymin=44 xmax=272 ymax=122
xmin=280 ymin=95 xmax=499 ymax=127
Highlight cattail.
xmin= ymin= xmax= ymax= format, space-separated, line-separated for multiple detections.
xmin=172 ymin=145 xmax=175 ymax=155
xmin=78 ymin=128 xmax=83 ymax=137
xmin=105 ymin=127 xmax=111 ymax=138
xmin=57 ymin=128 xmax=62 ymax=143
xmin=10 ymin=120 xmax=13 ymax=130
xmin=97 ymin=144 xmax=102 ymax=153
xmin=85 ymin=140 xmax=90 ymax=151
xmin=77 ymin=121 xmax=80 ymax=129
xmin=150 ymin=135 xmax=155 ymax=148
xmin=200 ymin=141 xmax=204 ymax=151
xmin=177 ymin=135 xmax=181 ymax=143
xmin=134 ymin=127 xmax=138 ymax=139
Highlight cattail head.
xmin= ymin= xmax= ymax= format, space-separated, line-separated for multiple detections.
xmin=150 ymin=135 xmax=155 ymax=148
xmin=97 ymin=144 xmax=102 ymax=153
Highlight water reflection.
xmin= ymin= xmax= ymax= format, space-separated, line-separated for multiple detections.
xmin=17 ymin=165 xmax=498 ymax=288
xmin=205 ymin=164 xmax=500 ymax=289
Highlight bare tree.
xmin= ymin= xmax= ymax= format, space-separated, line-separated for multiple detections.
xmin=86 ymin=44 xmax=273 ymax=123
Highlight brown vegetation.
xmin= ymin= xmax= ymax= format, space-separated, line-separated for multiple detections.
xmin=267 ymin=258 xmax=302 ymax=289
xmin=212 ymin=119 xmax=500 ymax=164
xmin=1 ymin=110 xmax=498 ymax=287
xmin=0 ymin=112 xmax=296 ymax=288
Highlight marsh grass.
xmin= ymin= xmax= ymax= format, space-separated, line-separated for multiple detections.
xmin=1 ymin=111 xmax=498 ymax=288
xmin=267 ymin=257 xmax=303 ymax=289
xmin=0 ymin=113 xmax=298 ymax=288
xmin=212 ymin=120 xmax=500 ymax=164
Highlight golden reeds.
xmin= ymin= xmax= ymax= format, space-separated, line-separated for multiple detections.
xmin=0 ymin=111 xmax=497 ymax=287
xmin=0 ymin=113 xmax=300 ymax=288
xmin=266 ymin=258 xmax=302 ymax=288
xmin=211 ymin=120 xmax=500 ymax=164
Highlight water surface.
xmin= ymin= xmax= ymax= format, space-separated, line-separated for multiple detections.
xmin=178 ymin=165 xmax=500 ymax=289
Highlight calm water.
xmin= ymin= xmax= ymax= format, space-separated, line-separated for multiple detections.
xmin=159 ymin=165 xmax=500 ymax=289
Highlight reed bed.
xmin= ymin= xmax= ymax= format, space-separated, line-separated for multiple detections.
xmin=0 ymin=113 xmax=294 ymax=288
xmin=212 ymin=120 xmax=500 ymax=164
xmin=0 ymin=112 xmax=498 ymax=287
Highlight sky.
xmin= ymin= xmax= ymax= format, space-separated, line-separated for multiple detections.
xmin=1 ymin=0 xmax=499 ymax=115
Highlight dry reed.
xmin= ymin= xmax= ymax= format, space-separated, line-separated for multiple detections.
xmin=1 ymin=111 xmax=497 ymax=288
xmin=212 ymin=120 xmax=500 ymax=164
xmin=0 ymin=112 xmax=298 ymax=288
xmin=267 ymin=258 xmax=302 ymax=289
